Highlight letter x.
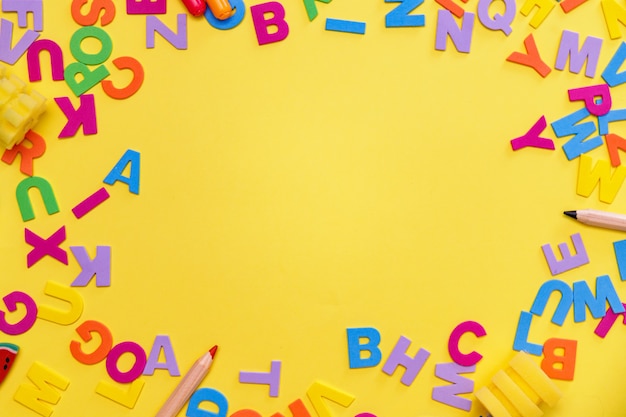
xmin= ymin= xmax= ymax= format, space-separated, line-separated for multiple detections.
xmin=25 ymin=226 xmax=68 ymax=267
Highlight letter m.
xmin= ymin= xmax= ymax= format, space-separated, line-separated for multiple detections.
xmin=13 ymin=362 xmax=70 ymax=417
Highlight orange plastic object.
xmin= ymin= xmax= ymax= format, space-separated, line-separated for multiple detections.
xmin=101 ymin=56 xmax=144 ymax=100
xmin=205 ymin=0 xmax=235 ymax=20
xmin=70 ymin=320 xmax=113 ymax=365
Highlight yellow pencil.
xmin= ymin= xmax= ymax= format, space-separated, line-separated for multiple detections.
xmin=155 ymin=345 xmax=218 ymax=417
xmin=564 ymin=209 xmax=626 ymax=232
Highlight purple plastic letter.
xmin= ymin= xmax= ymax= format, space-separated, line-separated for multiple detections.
xmin=0 ymin=18 xmax=39 ymax=65
xmin=239 ymin=360 xmax=282 ymax=397
xmin=70 ymin=246 xmax=111 ymax=287
xmin=146 ymin=14 xmax=187 ymax=50
xmin=555 ymin=30 xmax=602 ymax=78
xmin=381 ymin=335 xmax=430 ymax=386
xmin=435 ymin=10 xmax=474 ymax=53
xmin=432 ymin=362 xmax=476 ymax=411
xmin=541 ymin=233 xmax=589 ymax=275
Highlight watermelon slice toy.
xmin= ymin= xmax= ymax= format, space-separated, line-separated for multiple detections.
xmin=0 ymin=343 xmax=19 ymax=385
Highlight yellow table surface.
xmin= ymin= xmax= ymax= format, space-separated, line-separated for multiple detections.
xmin=1 ymin=0 xmax=626 ymax=416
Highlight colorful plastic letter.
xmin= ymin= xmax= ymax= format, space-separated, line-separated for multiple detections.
xmin=568 ymin=84 xmax=611 ymax=117
xmin=325 ymin=19 xmax=366 ymax=34
xmin=27 ymin=40 xmax=65 ymax=82
xmin=204 ymin=0 xmax=245 ymax=30
xmin=381 ymin=335 xmax=430 ymax=386
xmin=55 ymin=94 xmax=98 ymax=138
xmin=16 ymin=176 xmax=59 ymax=222
xmin=144 ymin=335 xmax=180 ymax=376
xmin=510 ymin=116 xmax=554 ymax=151
xmin=555 ymin=31 xmax=603 ymax=78
xmin=541 ymin=233 xmax=589 ymax=276
xmin=435 ymin=10 xmax=474 ymax=53
xmin=306 ymin=381 xmax=355 ymax=417
xmin=506 ymin=34 xmax=551 ymax=77
xmin=64 ymin=62 xmax=109 ymax=97
xmin=560 ymin=0 xmax=587 ymax=12
xmin=0 ymin=291 xmax=37 ymax=336
xmin=70 ymin=320 xmax=113 ymax=365
xmin=186 ymin=387 xmax=229 ymax=417
xmin=106 ymin=341 xmax=147 ymax=383
xmin=95 ymin=377 xmax=145 ymax=408
xmin=37 ymin=281 xmax=84 ymax=326
xmin=541 ymin=338 xmax=577 ymax=380
xmin=614 ymin=240 xmax=626 ymax=280
xmin=576 ymin=155 xmax=626 ymax=203
xmin=303 ymin=0 xmax=332 ymax=21
xmin=385 ymin=0 xmax=425 ymax=28
xmin=431 ymin=362 xmax=475 ymax=411
xmin=447 ymin=321 xmax=486 ymax=366
xmin=13 ymin=362 xmax=69 ymax=417
xmin=530 ymin=279 xmax=573 ymax=325
xmin=270 ymin=399 xmax=312 ymax=417
xmin=0 ymin=18 xmax=39 ymax=65
xmin=346 ymin=327 xmax=382 ymax=369
xmin=126 ymin=0 xmax=166 ymax=14
xmin=519 ymin=0 xmax=556 ymax=28
xmin=594 ymin=303 xmax=626 ymax=337
xmin=2 ymin=0 xmax=43 ymax=31
xmin=477 ymin=0 xmax=515 ymax=35
xmin=598 ymin=108 xmax=626 ymax=135
xmin=601 ymin=0 xmax=626 ymax=40
xmin=573 ymin=275 xmax=624 ymax=322
xmin=70 ymin=26 xmax=112 ymax=65
xmin=101 ymin=56 xmax=144 ymax=100
xmin=239 ymin=360 xmax=281 ymax=397
xmin=605 ymin=133 xmax=626 ymax=167
xmin=551 ymin=107 xmax=602 ymax=160
xmin=72 ymin=188 xmax=110 ymax=219
xmin=146 ymin=14 xmax=188 ymax=50
xmin=512 ymin=311 xmax=543 ymax=356
xmin=71 ymin=0 xmax=116 ymax=26
xmin=602 ymin=41 xmax=626 ymax=87
xmin=103 ymin=149 xmax=141 ymax=194
xmin=25 ymin=226 xmax=68 ymax=267
xmin=251 ymin=2 xmax=289 ymax=45
xmin=1 ymin=130 xmax=46 ymax=176
xmin=70 ymin=246 xmax=111 ymax=287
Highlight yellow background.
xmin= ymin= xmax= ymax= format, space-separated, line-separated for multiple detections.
xmin=2 ymin=0 xmax=626 ymax=416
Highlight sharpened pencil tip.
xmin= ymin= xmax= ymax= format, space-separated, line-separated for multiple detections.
xmin=209 ymin=345 xmax=218 ymax=357
xmin=564 ymin=210 xmax=577 ymax=219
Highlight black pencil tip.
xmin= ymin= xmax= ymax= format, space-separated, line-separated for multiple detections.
xmin=564 ymin=210 xmax=577 ymax=219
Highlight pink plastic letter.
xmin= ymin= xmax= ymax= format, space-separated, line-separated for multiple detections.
xmin=448 ymin=321 xmax=487 ymax=366
xmin=250 ymin=2 xmax=289 ymax=46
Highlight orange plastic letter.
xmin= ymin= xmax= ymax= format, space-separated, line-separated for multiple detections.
xmin=101 ymin=56 xmax=144 ymax=100
xmin=70 ymin=320 xmax=113 ymax=365
xmin=71 ymin=0 xmax=116 ymax=26
xmin=541 ymin=338 xmax=577 ymax=380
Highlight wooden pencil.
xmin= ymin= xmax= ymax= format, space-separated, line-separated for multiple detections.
xmin=155 ymin=345 xmax=218 ymax=417
xmin=564 ymin=209 xmax=626 ymax=232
